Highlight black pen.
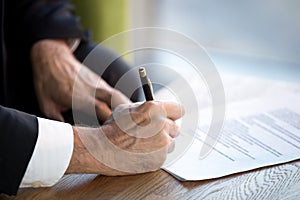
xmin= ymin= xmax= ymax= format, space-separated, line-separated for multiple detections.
xmin=139 ymin=67 xmax=155 ymax=101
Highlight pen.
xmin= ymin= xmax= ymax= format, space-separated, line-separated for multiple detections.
xmin=139 ymin=67 xmax=155 ymax=101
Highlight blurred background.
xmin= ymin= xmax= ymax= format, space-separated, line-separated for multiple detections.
xmin=71 ymin=0 xmax=300 ymax=83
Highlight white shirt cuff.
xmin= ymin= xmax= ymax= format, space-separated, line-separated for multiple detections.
xmin=20 ymin=118 xmax=74 ymax=188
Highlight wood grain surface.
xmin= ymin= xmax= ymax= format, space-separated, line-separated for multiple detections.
xmin=1 ymin=160 xmax=300 ymax=200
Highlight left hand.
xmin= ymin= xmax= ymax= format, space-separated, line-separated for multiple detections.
xmin=31 ymin=39 xmax=130 ymax=122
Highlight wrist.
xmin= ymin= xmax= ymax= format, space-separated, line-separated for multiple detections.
xmin=31 ymin=39 xmax=70 ymax=54
xmin=66 ymin=126 xmax=126 ymax=175
xmin=31 ymin=38 xmax=79 ymax=54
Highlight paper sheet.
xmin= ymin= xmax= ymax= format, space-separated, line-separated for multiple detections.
xmin=157 ymin=73 xmax=300 ymax=181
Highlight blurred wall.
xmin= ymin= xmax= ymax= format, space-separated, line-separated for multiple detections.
xmin=71 ymin=0 xmax=129 ymax=43
xmin=154 ymin=0 xmax=300 ymax=64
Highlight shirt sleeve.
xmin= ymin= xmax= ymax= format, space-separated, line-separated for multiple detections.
xmin=20 ymin=118 xmax=74 ymax=188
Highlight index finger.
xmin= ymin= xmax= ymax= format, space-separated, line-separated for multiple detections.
xmin=161 ymin=101 xmax=185 ymax=121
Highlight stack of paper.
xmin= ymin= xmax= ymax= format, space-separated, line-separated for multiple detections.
xmin=157 ymin=73 xmax=300 ymax=181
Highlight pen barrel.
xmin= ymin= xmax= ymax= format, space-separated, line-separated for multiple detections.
xmin=142 ymin=84 xmax=154 ymax=101
xmin=140 ymin=76 xmax=154 ymax=101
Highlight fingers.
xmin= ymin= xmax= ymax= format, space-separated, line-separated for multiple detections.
xmin=135 ymin=101 xmax=182 ymax=154
xmin=154 ymin=131 xmax=175 ymax=153
xmin=116 ymin=102 xmax=180 ymax=154
xmin=95 ymin=87 xmax=112 ymax=105
xmin=94 ymin=99 xmax=112 ymax=122
xmin=168 ymin=139 xmax=175 ymax=153
xmin=79 ymin=67 xmax=131 ymax=117
xmin=160 ymin=119 xmax=178 ymax=153
xmin=119 ymin=101 xmax=182 ymax=137
xmin=95 ymin=88 xmax=131 ymax=110
xmin=161 ymin=101 xmax=185 ymax=121
xmin=164 ymin=118 xmax=180 ymax=138
xmin=157 ymin=120 xmax=177 ymax=153
xmin=80 ymin=96 xmax=112 ymax=122
xmin=110 ymin=90 xmax=131 ymax=110
xmin=137 ymin=101 xmax=185 ymax=121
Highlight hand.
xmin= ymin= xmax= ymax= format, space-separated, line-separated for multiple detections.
xmin=31 ymin=39 xmax=130 ymax=122
xmin=66 ymin=101 xmax=185 ymax=175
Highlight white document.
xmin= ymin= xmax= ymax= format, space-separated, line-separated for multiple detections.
xmin=157 ymin=73 xmax=300 ymax=181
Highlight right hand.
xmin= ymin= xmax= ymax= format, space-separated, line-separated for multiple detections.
xmin=66 ymin=101 xmax=185 ymax=175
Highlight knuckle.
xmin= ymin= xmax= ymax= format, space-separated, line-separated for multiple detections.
xmin=174 ymin=124 xmax=180 ymax=135
xmin=159 ymin=132 xmax=170 ymax=147
xmin=159 ymin=120 xmax=169 ymax=133
xmin=168 ymin=140 xmax=175 ymax=153
xmin=141 ymin=101 xmax=157 ymax=110
xmin=171 ymin=121 xmax=179 ymax=131
xmin=141 ymin=101 xmax=165 ymax=116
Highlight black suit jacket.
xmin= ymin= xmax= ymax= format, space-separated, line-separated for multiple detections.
xmin=0 ymin=106 xmax=38 ymax=195
xmin=0 ymin=0 xmax=85 ymax=195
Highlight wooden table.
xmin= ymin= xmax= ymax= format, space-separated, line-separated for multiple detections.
xmin=2 ymin=160 xmax=300 ymax=200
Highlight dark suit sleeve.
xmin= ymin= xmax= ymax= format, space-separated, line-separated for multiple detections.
xmin=16 ymin=0 xmax=87 ymax=47
xmin=0 ymin=106 xmax=38 ymax=196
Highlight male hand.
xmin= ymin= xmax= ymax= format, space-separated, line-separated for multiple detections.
xmin=31 ymin=39 xmax=130 ymax=122
xmin=66 ymin=101 xmax=185 ymax=175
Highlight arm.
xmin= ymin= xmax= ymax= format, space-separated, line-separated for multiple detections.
xmin=0 ymin=106 xmax=38 ymax=195
xmin=0 ymin=101 xmax=184 ymax=196
xmin=17 ymin=0 xmax=86 ymax=46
